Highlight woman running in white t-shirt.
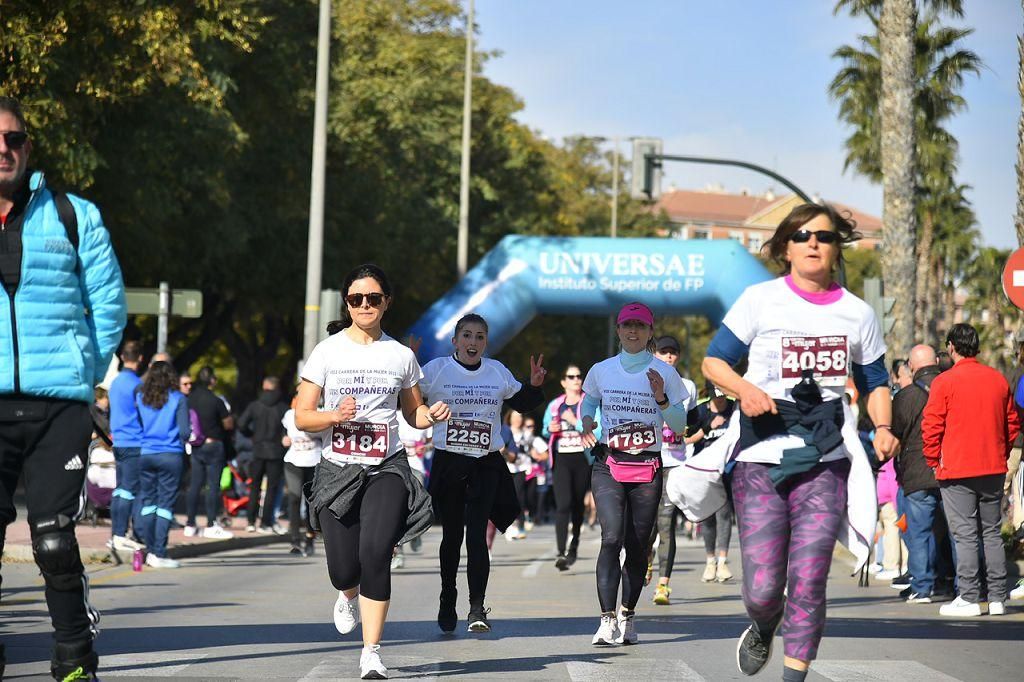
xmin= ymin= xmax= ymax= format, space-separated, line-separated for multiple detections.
xmin=295 ymin=264 xmax=450 ymax=681
xmin=579 ymin=302 xmax=691 ymax=646
xmin=702 ymin=204 xmax=897 ymax=682
xmin=420 ymin=313 xmax=546 ymax=634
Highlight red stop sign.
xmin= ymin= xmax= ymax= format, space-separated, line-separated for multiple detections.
xmin=1004 ymin=247 xmax=1024 ymax=310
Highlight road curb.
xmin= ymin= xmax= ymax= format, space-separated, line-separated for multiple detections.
xmin=2 ymin=533 xmax=291 ymax=565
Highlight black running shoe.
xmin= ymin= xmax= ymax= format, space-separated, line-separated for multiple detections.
xmin=289 ymin=544 xmax=303 ymax=555
xmin=438 ymin=592 xmax=457 ymax=634
xmin=555 ymin=554 xmax=569 ymax=571
xmin=467 ymin=605 xmax=492 ymax=633
xmin=565 ymin=549 xmax=578 ymax=567
xmin=890 ymin=572 xmax=912 ymax=590
xmin=51 ymin=639 xmax=98 ymax=682
xmin=304 ymin=536 xmax=316 ymax=557
xmin=736 ymin=620 xmax=778 ymax=676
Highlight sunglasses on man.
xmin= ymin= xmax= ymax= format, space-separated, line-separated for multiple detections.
xmin=1 ymin=131 xmax=29 ymax=150
xmin=789 ymin=229 xmax=839 ymax=244
xmin=345 ymin=292 xmax=388 ymax=308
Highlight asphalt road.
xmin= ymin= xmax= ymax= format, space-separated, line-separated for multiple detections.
xmin=3 ymin=525 xmax=1024 ymax=680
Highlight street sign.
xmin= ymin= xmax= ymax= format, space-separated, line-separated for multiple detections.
xmin=1003 ymin=247 xmax=1024 ymax=311
xmin=126 ymin=287 xmax=203 ymax=318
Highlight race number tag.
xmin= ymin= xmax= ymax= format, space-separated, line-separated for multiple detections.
xmin=332 ymin=422 xmax=389 ymax=464
xmin=445 ymin=418 xmax=492 ymax=456
xmin=780 ymin=336 xmax=849 ymax=387
xmin=558 ymin=422 xmax=585 ymax=453
xmin=607 ymin=421 xmax=658 ymax=454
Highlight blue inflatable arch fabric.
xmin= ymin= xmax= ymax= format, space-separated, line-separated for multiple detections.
xmin=407 ymin=235 xmax=774 ymax=362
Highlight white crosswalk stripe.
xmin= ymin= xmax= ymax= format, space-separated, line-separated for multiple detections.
xmin=813 ymin=660 xmax=963 ymax=681
xmin=301 ymin=655 xmax=441 ymax=680
xmin=566 ymin=658 xmax=706 ymax=681
xmin=522 ymin=550 xmax=557 ymax=577
xmin=98 ymin=652 xmax=207 ymax=676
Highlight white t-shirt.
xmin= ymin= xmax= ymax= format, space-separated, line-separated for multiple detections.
xmin=661 ymin=376 xmax=697 ymax=467
xmin=420 ymin=356 xmax=522 ymax=457
xmin=282 ymin=408 xmax=321 ymax=468
xmin=301 ymin=331 xmax=422 ymax=468
xmin=721 ymin=277 xmax=885 ymax=464
xmin=397 ymin=412 xmax=431 ymax=474
xmin=583 ymin=355 xmax=689 ymax=455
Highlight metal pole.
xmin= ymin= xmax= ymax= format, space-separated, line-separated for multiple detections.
xmin=456 ymin=0 xmax=474 ymax=278
xmin=302 ymin=0 xmax=332 ymax=362
xmin=157 ymin=281 xmax=169 ymax=354
xmin=607 ymin=137 xmax=620 ymax=355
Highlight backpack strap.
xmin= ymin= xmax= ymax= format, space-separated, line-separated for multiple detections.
xmin=53 ymin=191 xmax=81 ymax=277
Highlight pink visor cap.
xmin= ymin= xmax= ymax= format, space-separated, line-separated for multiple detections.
xmin=616 ymin=302 xmax=654 ymax=327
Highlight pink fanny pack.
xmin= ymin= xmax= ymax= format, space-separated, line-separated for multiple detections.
xmin=606 ymin=454 xmax=660 ymax=484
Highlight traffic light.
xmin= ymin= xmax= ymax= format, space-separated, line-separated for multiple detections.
xmin=863 ymin=277 xmax=896 ymax=335
xmin=630 ymin=137 xmax=663 ymax=200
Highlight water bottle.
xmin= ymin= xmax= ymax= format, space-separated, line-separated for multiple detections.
xmin=132 ymin=549 xmax=143 ymax=572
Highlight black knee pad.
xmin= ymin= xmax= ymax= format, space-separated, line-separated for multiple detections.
xmin=51 ymin=638 xmax=98 ymax=679
xmin=32 ymin=524 xmax=85 ymax=592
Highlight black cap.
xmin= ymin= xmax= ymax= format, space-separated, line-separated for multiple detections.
xmin=655 ymin=335 xmax=681 ymax=353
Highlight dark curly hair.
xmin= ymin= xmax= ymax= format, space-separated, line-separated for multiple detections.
xmin=762 ymin=203 xmax=861 ymax=274
xmin=140 ymin=361 xmax=179 ymax=409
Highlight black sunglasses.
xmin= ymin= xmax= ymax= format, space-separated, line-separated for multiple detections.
xmin=1 ymin=131 xmax=29 ymax=150
xmin=345 ymin=292 xmax=387 ymax=308
xmin=789 ymin=229 xmax=839 ymax=244
xmin=564 ymin=373 xmax=582 ymax=380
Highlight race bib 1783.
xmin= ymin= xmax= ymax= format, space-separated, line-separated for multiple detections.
xmin=607 ymin=421 xmax=658 ymax=454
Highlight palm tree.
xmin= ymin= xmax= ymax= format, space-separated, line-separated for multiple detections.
xmin=1017 ymin=1 xmax=1024 ymax=247
xmin=832 ymin=0 xmax=974 ymax=352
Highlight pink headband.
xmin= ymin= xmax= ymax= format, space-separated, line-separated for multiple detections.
xmin=616 ymin=302 xmax=654 ymax=327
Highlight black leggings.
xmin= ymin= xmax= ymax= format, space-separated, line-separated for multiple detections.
xmin=553 ymin=451 xmax=590 ymax=554
xmin=592 ymin=452 xmax=664 ymax=612
xmin=653 ymin=482 xmax=684 ymax=579
xmin=431 ymin=450 xmax=502 ymax=604
xmin=285 ymin=462 xmax=316 ymax=545
xmin=318 ymin=472 xmax=408 ymax=601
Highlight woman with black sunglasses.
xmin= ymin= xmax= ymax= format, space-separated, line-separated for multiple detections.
xmin=420 ymin=313 xmax=546 ymax=635
xmin=542 ymin=363 xmax=595 ymax=571
xmin=295 ymin=263 xmax=449 ymax=681
xmin=702 ymin=204 xmax=897 ymax=682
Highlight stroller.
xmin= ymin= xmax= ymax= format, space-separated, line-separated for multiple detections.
xmin=83 ymin=438 xmax=116 ymax=527
xmin=219 ymin=460 xmax=251 ymax=526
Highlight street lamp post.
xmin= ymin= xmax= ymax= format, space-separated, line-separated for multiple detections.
xmin=456 ymin=0 xmax=474 ymax=278
xmin=607 ymin=136 xmax=620 ymax=355
xmin=301 ymin=0 xmax=332 ymax=364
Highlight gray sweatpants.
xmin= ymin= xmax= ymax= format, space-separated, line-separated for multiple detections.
xmin=939 ymin=474 xmax=1007 ymax=603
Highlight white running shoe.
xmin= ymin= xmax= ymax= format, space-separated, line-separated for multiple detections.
xmin=271 ymin=523 xmax=287 ymax=535
xmin=202 ymin=524 xmax=234 ymax=539
xmin=939 ymin=596 xmax=982 ymax=617
xmin=591 ymin=614 xmax=620 ymax=646
xmin=334 ymin=591 xmax=359 ymax=635
xmin=183 ymin=525 xmax=199 ymax=537
xmin=391 ymin=554 xmax=405 ymax=570
xmin=145 ymin=554 xmax=181 ymax=569
xmin=616 ymin=611 xmax=638 ymax=645
xmin=504 ymin=527 xmax=519 ymax=542
xmin=108 ymin=535 xmax=145 ymax=551
xmin=701 ymin=558 xmax=717 ymax=582
xmin=988 ymin=601 xmax=1005 ymax=616
xmin=1010 ymin=579 xmax=1024 ymax=601
xmin=359 ymin=644 xmax=388 ymax=679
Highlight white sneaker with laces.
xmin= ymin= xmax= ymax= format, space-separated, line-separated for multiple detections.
xmin=591 ymin=614 xmax=620 ymax=646
xmin=1010 ymin=579 xmax=1024 ymax=601
xmin=271 ymin=523 xmax=287 ymax=535
xmin=701 ymin=559 xmax=717 ymax=582
xmin=145 ymin=554 xmax=181 ymax=569
xmin=874 ymin=568 xmax=900 ymax=581
xmin=334 ymin=591 xmax=359 ymax=635
xmin=246 ymin=524 xmax=257 ymax=533
xmin=108 ymin=535 xmax=145 ymax=551
xmin=988 ymin=601 xmax=1005 ymax=616
xmin=616 ymin=611 xmax=638 ymax=645
xmin=202 ymin=524 xmax=234 ymax=539
xmin=183 ymin=525 xmax=199 ymax=537
xmin=939 ymin=596 xmax=982 ymax=617
xmin=359 ymin=644 xmax=387 ymax=680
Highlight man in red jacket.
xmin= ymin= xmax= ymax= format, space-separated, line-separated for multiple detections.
xmin=922 ymin=323 xmax=1020 ymax=617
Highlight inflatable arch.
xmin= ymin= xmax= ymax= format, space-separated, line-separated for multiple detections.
xmin=407 ymin=235 xmax=774 ymax=362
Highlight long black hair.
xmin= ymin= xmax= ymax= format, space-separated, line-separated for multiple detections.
xmin=140 ymin=361 xmax=178 ymax=409
xmin=326 ymin=263 xmax=393 ymax=336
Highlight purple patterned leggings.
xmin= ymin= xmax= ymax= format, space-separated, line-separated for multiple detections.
xmin=731 ymin=458 xmax=850 ymax=662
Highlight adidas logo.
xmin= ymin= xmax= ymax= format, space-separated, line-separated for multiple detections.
xmin=64 ymin=455 xmax=84 ymax=471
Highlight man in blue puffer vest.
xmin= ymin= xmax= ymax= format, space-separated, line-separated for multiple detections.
xmin=0 ymin=97 xmax=126 ymax=681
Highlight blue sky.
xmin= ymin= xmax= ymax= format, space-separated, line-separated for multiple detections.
xmin=475 ymin=0 xmax=1018 ymax=249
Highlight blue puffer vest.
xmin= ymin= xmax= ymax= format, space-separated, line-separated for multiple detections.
xmin=0 ymin=171 xmax=127 ymax=402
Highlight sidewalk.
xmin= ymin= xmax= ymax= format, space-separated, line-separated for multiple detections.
xmin=2 ymin=512 xmax=291 ymax=564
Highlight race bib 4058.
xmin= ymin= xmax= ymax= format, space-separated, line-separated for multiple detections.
xmin=780 ymin=336 xmax=849 ymax=387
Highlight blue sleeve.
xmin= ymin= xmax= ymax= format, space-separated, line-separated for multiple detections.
xmin=541 ymin=399 xmax=555 ymax=439
xmin=851 ymin=353 xmax=888 ymax=396
xmin=706 ymin=325 xmax=750 ymax=366
xmin=581 ymin=395 xmax=600 ymax=424
xmin=1015 ymin=376 xmax=1024 ymax=409
xmin=176 ymin=395 xmax=191 ymax=444
xmin=592 ymin=404 xmax=602 ymax=440
xmin=661 ymin=402 xmax=688 ymax=434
